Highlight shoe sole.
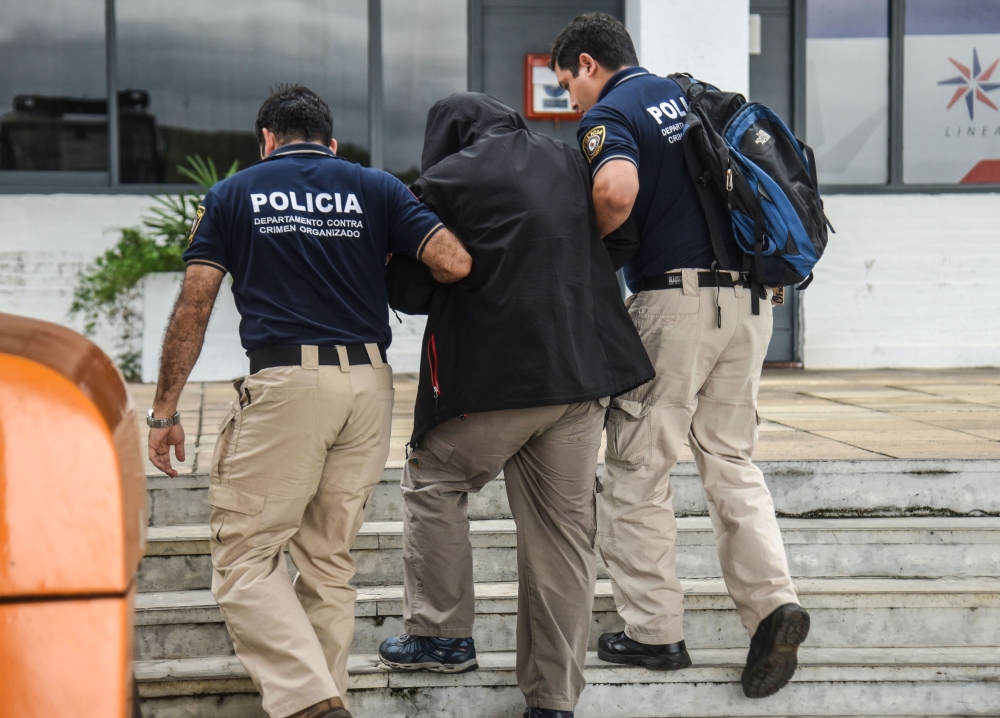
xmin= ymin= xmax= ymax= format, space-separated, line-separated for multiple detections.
xmin=741 ymin=605 xmax=811 ymax=699
xmin=379 ymin=657 xmax=479 ymax=674
xmin=597 ymin=648 xmax=692 ymax=671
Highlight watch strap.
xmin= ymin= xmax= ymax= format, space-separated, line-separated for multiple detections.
xmin=147 ymin=409 xmax=181 ymax=428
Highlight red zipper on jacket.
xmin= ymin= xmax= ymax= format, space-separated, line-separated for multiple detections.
xmin=427 ymin=333 xmax=441 ymax=399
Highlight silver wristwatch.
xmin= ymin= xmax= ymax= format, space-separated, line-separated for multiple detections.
xmin=147 ymin=409 xmax=181 ymax=428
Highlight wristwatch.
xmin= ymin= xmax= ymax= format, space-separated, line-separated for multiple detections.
xmin=147 ymin=409 xmax=181 ymax=428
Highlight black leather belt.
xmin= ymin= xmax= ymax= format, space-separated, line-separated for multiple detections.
xmin=249 ymin=344 xmax=387 ymax=374
xmin=642 ymin=271 xmax=751 ymax=291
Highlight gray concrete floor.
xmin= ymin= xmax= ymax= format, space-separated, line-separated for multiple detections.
xmin=130 ymin=368 xmax=1000 ymax=477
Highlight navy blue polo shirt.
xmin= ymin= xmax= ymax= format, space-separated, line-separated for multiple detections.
xmin=183 ymin=143 xmax=444 ymax=353
xmin=577 ymin=67 xmax=741 ymax=292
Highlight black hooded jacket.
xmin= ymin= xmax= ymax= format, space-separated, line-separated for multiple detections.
xmin=386 ymin=93 xmax=654 ymax=445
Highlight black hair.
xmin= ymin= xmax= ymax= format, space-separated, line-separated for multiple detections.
xmin=255 ymin=84 xmax=333 ymax=149
xmin=549 ymin=12 xmax=638 ymax=76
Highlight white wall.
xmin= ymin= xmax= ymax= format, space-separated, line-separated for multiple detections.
xmin=804 ymin=194 xmax=1000 ymax=369
xmin=141 ymin=272 xmax=249 ymax=384
xmin=387 ymin=313 xmax=426 ymax=375
xmin=0 ymin=194 xmax=156 ymax=357
xmin=627 ymin=0 xmax=749 ymax=96
xmin=4 ymin=188 xmax=999 ymax=373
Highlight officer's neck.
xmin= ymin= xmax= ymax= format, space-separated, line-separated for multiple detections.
xmin=262 ymin=138 xmax=338 ymax=159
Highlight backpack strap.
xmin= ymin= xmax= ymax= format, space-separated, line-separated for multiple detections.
xmin=751 ymin=222 xmax=765 ymax=316
xmin=798 ymin=141 xmax=833 ymax=292
xmin=800 ymin=140 xmax=836 ymax=235
xmin=681 ymin=139 xmax=732 ymax=272
xmin=668 ymin=72 xmax=696 ymax=95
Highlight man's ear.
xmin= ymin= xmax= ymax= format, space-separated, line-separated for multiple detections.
xmin=578 ymin=52 xmax=598 ymax=78
xmin=261 ymin=128 xmax=279 ymax=158
xmin=329 ymin=138 xmax=338 ymax=155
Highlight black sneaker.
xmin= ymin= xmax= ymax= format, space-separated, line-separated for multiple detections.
xmin=597 ymin=631 xmax=692 ymax=671
xmin=741 ymin=603 xmax=810 ymax=698
xmin=523 ymin=709 xmax=573 ymax=718
xmin=378 ymin=633 xmax=478 ymax=673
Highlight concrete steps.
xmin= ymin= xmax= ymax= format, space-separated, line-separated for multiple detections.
xmin=139 ymin=517 xmax=1000 ymax=592
xmin=135 ymin=647 xmax=1000 ymax=718
xmin=134 ymin=578 xmax=1000 ymax=662
xmin=136 ymin=458 xmax=1000 ymax=716
xmin=145 ymin=459 xmax=1000 ymax=526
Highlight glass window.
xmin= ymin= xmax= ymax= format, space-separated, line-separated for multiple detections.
xmin=382 ymin=0 xmax=466 ymax=182
xmin=116 ymin=0 xmax=369 ymax=184
xmin=805 ymin=0 xmax=890 ymax=185
xmin=0 ymin=0 xmax=108 ymax=184
xmin=904 ymin=0 xmax=1000 ymax=184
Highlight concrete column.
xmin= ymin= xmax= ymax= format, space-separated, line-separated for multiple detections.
xmin=625 ymin=0 xmax=749 ymax=97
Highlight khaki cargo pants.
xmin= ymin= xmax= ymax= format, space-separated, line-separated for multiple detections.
xmin=208 ymin=345 xmax=393 ymax=718
xmin=601 ymin=269 xmax=798 ymax=645
xmin=402 ymin=402 xmax=606 ymax=713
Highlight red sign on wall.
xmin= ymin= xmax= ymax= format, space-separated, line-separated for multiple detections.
xmin=523 ymin=53 xmax=582 ymax=121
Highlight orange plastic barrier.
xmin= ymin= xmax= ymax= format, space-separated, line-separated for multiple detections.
xmin=0 ymin=313 xmax=146 ymax=718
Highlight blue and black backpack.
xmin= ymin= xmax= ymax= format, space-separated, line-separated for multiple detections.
xmin=669 ymin=73 xmax=833 ymax=312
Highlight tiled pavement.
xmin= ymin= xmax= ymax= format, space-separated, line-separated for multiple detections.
xmin=131 ymin=368 xmax=1000 ymax=477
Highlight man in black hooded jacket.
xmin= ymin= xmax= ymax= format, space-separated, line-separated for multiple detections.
xmin=377 ymin=93 xmax=654 ymax=718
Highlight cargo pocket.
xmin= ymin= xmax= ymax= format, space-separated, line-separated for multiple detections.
xmin=606 ymin=399 xmax=652 ymax=468
xmin=423 ymin=432 xmax=455 ymax=465
xmin=207 ymin=483 xmax=265 ymax=548
xmin=209 ymin=404 xmax=239 ymax=481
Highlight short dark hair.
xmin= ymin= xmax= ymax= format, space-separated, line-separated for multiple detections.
xmin=255 ymin=84 xmax=333 ymax=149
xmin=549 ymin=12 xmax=638 ymax=76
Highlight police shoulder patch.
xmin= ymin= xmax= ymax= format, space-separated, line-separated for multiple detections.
xmin=582 ymin=125 xmax=606 ymax=162
xmin=188 ymin=205 xmax=206 ymax=246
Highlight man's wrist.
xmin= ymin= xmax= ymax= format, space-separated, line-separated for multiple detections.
xmin=147 ymin=408 xmax=181 ymax=428
xmin=151 ymin=397 xmax=179 ymax=418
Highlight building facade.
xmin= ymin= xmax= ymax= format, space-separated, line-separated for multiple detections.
xmin=1 ymin=0 xmax=998 ymax=372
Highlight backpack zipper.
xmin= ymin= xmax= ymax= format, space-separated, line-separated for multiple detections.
xmin=427 ymin=332 xmax=441 ymax=402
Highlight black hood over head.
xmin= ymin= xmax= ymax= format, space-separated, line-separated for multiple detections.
xmin=388 ymin=90 xmax=652 ymax=444
xmin=420 ymin=92 xmax=528 ymax=172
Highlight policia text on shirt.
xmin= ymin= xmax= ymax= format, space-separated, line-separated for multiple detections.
xmin=145 ymin=85 xmax=471 ymax=718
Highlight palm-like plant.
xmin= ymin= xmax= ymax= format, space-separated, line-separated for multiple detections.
xmin=144 ymin=156 xmax=240 ymax=247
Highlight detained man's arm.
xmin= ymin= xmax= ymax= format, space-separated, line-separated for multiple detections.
xmin=593 ymin=159 xmax=640 ymax=238
xmin=418 ymin=227 xmax=472 ymax=283
xmin=148 ymin=264 xmax=224 ymax=476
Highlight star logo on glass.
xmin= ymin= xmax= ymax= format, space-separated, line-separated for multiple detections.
xmin=938 ymin=48 xmax=1000 ymax=120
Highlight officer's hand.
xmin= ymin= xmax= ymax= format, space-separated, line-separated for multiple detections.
xmin=149 ymin=424 xmax=186 ymax=477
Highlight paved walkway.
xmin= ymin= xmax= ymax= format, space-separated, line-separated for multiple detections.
xmin=131 ymin=369 xmax=1000 ymax=477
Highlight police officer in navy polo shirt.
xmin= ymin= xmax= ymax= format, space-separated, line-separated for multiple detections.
xmin=551 ymin=14 xmax=809 ymax=699
xmin=146 ymin=85 xmax=471 ymax=718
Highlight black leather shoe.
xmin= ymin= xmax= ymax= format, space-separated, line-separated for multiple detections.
xmin=287 ymin=699 xmax=352 ymax=718
xmin=523 ymin=709 xmax=573 ymax=718
xmin=741 ymin=603 xmax=810 ymax=698
xmin=597 ymin=631 xmax=692 ymax=671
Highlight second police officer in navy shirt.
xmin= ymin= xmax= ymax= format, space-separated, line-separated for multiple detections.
xmin=146 ymin=85 xmax=471 ymax=718
xmin=551 ymin=13 xmax=810 ymax=700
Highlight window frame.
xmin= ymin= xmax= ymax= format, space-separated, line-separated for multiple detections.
xmin=807 ymin=0 xmax=1000 ymax=194
xmin=0 ymin=0 xmax=385 ymax=194
xmin=2 ymin=0 xmax=997 ymax=194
